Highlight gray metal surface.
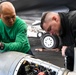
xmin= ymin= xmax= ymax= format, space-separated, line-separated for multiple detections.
xmin=0 ymin=51 xmax=68 ymax=75
xmin=0 ymin=51 xmax=31 ymax=75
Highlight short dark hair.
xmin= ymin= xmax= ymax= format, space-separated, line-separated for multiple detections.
xmin=40 ymin=12 xmax=48 ymax=29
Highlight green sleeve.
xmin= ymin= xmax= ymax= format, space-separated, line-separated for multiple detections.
xmin=0 ymin=34 xmax=2 ymax=42
xmin=3 ymin=23 xmax=30 ymax=52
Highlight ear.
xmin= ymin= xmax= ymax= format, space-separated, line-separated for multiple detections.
xmin=52 ymin=16 xmax=58 ymax=22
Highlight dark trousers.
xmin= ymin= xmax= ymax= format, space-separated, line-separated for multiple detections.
xmin=66 ymin=56 xmax=74 ymax=71
xmin=26 ymin=49 xmax=34 ymax=56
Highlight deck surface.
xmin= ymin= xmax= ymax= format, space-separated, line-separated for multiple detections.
xmin=29 ymin=37 xmax=64 ymax=68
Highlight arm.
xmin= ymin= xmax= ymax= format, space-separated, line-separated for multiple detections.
xmin=61 ymin=45 xmax=74 ymax=58
xmin=63 ymin=16 xmax=76 ymax=58
xmin=65 ymin=45 xmax=74 ymax=58
xmin=1 ymin=23 xmax=30 ymax=53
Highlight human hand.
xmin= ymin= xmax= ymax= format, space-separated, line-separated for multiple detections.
xmin=38 ymin=72 xmax=45 ymax=75
xmin=61 ymin=46 xmax=67 ymax=57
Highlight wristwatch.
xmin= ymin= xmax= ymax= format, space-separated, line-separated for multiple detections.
xmin=0 ymin=42 xmax=4 ymax=50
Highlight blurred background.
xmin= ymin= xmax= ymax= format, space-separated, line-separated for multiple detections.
xmin=1 ymin=0 xmax=76 ymax=68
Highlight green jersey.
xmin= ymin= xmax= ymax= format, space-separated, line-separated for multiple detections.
xmin=0 ymin=16 xmax=30 ymax=53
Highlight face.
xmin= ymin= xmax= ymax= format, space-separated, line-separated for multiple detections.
xmin=1 ymin=11 xmax=16 ymax=27
xmin=43 ymin=18 xmax=61 ymax=35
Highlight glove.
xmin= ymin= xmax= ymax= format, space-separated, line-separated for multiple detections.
xmin=0 ymin=42 xmax=4 ymax=50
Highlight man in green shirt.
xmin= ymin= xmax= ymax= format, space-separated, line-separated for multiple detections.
xmin=0 ymin=1 xmax=33 ymax=55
